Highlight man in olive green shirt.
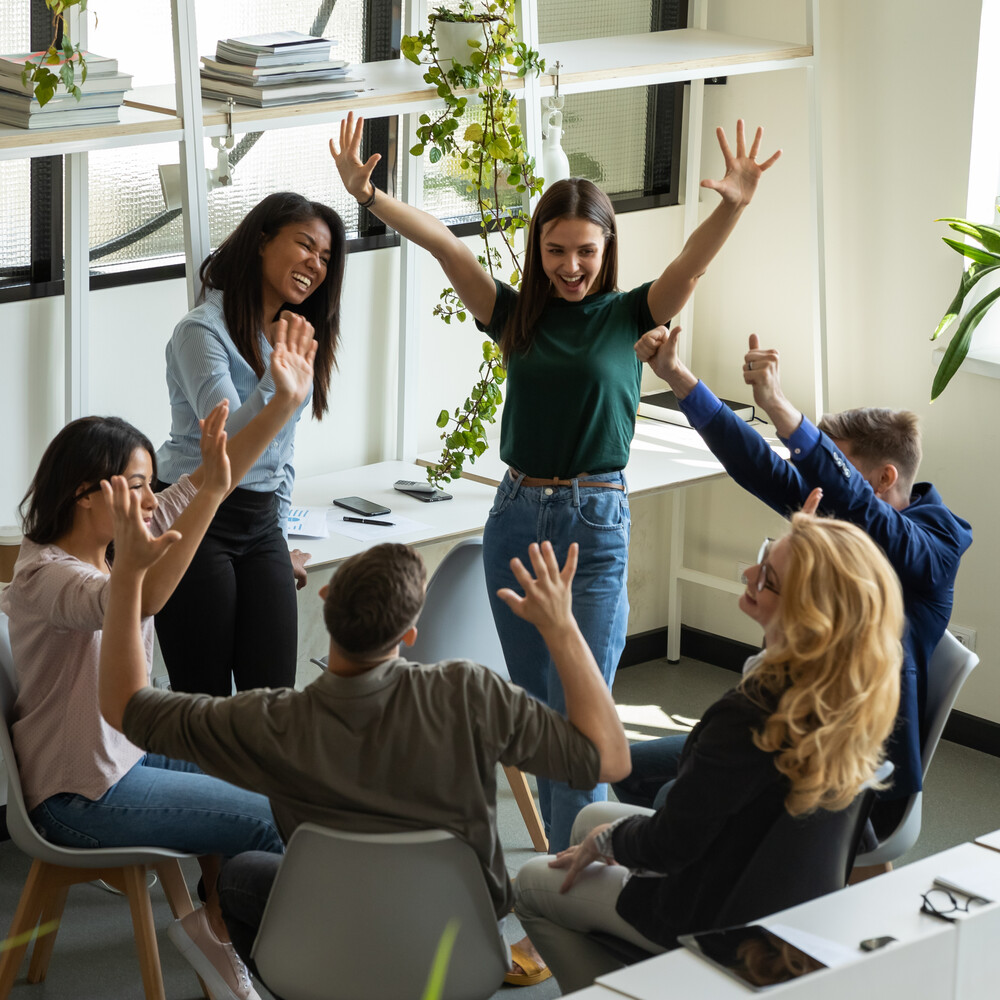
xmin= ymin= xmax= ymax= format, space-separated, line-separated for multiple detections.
xmin=98 ymin=475 xmax=630 ymax=984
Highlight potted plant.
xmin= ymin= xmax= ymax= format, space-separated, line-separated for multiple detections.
xmin=21 ymin=0 xmax=91 ymax=106
xmin=401 ymin=1 xmax=544 ymax=484
xmin=929 ymin=215 xmax=1000 ymax=400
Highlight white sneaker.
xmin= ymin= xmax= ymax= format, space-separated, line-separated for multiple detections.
xmin=167 ymin=906 xmax=260 ymax=1000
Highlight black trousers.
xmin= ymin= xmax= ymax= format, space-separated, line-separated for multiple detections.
xmin=154 ymin=483 xmax=297 ymax=695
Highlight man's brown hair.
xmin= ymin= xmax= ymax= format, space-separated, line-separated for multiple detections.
xmin=817 ymin=408 xmax=922 ymax=487
xmin=323 ymin=543 xmax=427 ymax=658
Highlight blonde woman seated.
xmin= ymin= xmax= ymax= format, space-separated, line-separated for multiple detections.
xmin=513 ymin=512 xmax=904 ymax=994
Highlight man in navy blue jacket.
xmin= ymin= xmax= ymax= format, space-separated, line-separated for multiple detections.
xmin=619 ymin=325 xmax=972 ymax=833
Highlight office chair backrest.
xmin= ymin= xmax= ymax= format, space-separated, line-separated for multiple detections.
xmin=714 ymin=760 xmax=893 ymax=928
xmin=407 ymin=538 xmax=508 ymax=679
xmin=251 ymin=823 xmax=509 ymax=1000
xmin=0 ymin=610 xmax=35 ymax=855
xmin=922 ymin=630 xmax=978 ymax=777
xmin=854 ymin=630 xmax=978 ymax=868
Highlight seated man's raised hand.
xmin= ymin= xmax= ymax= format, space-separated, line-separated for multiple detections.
xmin=634 ymin=324 xmax=698 ymax=398
xmin=742 ymin=333 xmax=802 ymax=437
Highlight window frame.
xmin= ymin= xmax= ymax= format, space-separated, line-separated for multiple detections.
xmin=1 ymin=0 xmax=686 ymax=305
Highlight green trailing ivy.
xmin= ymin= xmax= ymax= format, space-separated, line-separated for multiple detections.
xmin=402 ymin=1 xmax=544 ymax=485
xmin=21 ymin=1 xmax=92 ymax=107
xmin=930 ymin=217 xmax=1000 ymax=400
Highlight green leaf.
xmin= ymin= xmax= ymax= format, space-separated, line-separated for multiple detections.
xmin=931 ymin=262 xmax=1000 ymax=341
xmin=463 ymin=123 xmax=484 ymax=142
xmin=419 ymin=113 xmax=430 ymax=125
xmin=931 ymin=285 xmax=1000 ymax=400
xmin=429 ymin=147 xmax=442 ymax=163
xmin=939 ymin=217 xmax=1000 ymax=255
xmin=941 ymin=237 xmax=1000 ymax=267
xmin=420 ymin=920 xmax=460 ymax=1000
xmin=409 ymin=144 xmax=425 ymax=156
xmin=436 ymin=409 xmax=450 ymax=428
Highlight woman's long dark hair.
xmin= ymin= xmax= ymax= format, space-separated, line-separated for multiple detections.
xmin=20 ymin=417 xmax=157 ymax=545
xmin=502 ymin=178 xmax=619 ymax=360
xmin=199 ymin=192 xmax=347 ymax=420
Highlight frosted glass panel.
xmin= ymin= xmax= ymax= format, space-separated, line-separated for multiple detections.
xmin=88 ymin=144 xmax=186 ymax=268
xmin=0 ymin=7 xmax=31 ymax=283
xmin=84 ymin=0 xmax=369 ymax=271
xmin=206 ymin=123 xmax=360 ymax=250
xmin=0 ymin=161 xmax=31 ymax=282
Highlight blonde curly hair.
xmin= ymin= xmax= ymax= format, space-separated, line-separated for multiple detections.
xmin=741 ymin=514 xmax=904 ymax=816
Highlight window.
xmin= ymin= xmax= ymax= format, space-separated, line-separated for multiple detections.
xmin=1 ymin=0 xmax=685 ymax=301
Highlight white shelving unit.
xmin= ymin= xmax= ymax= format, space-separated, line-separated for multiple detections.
xmin=2 ymin=0 xmax=827 ymax=660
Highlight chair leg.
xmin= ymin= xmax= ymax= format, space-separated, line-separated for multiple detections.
xmin=155 ymin=861 xmax=195 ymax=920
xmin=122 ymin=865 xmax=167 ymax=1000
xmin=0 ymin=858 xmax=48 ymax=997
xmin=503 ymin=765 xmax=548 ymax=852
xmin=25 ymin=882 xmax=69 ymax=983
xmin=849 ymin=861 xmax=893 ymax=884
xmin=154 ymin=861 xmax=212 ymax=1000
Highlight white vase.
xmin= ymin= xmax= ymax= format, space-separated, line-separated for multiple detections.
xmin=433 ymin=19 xmax=495 ymax=72
xmin=542 ymin=124 xmax=571 ymax=190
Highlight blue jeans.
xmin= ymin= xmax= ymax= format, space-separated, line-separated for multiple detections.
xmin=31 ymin=754 xmax=284 ymax=857
xmin=612 ymin=734 xmax=687 ymax=810
xmin=483 ymin=470 xmax=630 ymax=852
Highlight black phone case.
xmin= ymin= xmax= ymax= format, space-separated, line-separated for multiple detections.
xmin=395 ymin=487 xmax=452 ymax=503
xmin=333 ymin=497 xmax=392 ymax=516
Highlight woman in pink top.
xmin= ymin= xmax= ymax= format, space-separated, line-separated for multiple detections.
xmin=0 ymin=316 xmax=317 ymax=1000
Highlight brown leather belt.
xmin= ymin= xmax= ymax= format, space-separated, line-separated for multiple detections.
xmin=509 ymin=468 xmax=625 ymax=491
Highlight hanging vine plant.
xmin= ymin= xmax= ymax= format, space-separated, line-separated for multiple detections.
xmin=21 ymin=0 xmax=92 ymax=107
xmin=401 ymin=0 xmax=544 ymax=484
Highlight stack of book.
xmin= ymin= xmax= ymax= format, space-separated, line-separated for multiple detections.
xmin=201 ymin=31 xmax=362 ymax=108
xmin=0 ymin=51 xmax=132 ymax=129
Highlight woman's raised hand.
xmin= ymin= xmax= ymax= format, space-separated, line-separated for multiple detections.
xmin=101 ymin=476 xmax=180 ymax=574
xmin=271 ymin=311 xmax=318 ymax=406
xmin=197 ymin=400 xmax=232 ymax=498
xmin=701 ymin=119 xmax=781 ymax=208
xmin=329 ymin=112 xmax=382 ymax=202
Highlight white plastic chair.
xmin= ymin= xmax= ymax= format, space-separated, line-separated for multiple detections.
xmin=314 ymin=537 xmax=548 ymax=851
xmin=0 ymin=612 xmax=206 ymax=1000
xmin=854 ymin=629 xmax=979 ymax=866
xmin=251 ymin=822 xmax=509 ymax=1000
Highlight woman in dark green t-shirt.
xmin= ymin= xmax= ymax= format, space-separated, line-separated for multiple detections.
xmin=330 ymin=114 xmax=779 ymax=863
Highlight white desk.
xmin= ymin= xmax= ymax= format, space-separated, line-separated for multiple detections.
xmin=591 ymin=842 xmax=1000 ymax=1000
xmin=420 ymin=416 xmax=737 ymax=660
xmin=289 ymin=460 xmax=499 ymax=571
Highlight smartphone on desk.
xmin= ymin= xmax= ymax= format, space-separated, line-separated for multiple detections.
xmin=333 ymin=496 xmax=391 ymax=517
xmin=394 ymin=480 xmax=453 ymax=503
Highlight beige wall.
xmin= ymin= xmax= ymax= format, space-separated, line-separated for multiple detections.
xmin=679 ymin=0 xmax=995 ymax=720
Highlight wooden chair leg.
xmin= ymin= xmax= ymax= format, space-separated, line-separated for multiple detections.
xmin=154 ymin=861 xmax=195 ymax=920
xmin=502 ymin=765 xmax=548 ymax=852
xmin=849 ymin=861 xmax=893 ymax=884
xmin=122 ymin=864 xmax=167 ymax=1000
xmin=25 ymin=882 xmax=69 ymax=983
xmin=154 ymin=861 xmax=211 ymax=1000
xmin=0 ymin=858 xmax=48 ymax=998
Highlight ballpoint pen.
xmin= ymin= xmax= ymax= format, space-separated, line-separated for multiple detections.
xmin=342 ymin=516 xmax=395 ymax=526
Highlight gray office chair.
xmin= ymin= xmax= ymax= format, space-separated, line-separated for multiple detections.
xmin=854 ymin=629 xmax=979 ymax=867
xmin=0 ymin=612 xmax=206 ymax=1000
xmin=591 ymin=760 xmax=893 ymax=967
xmin=314 ymin=537 xmax=548 ymax=851
xmin=251 ymin=822 xmax=509 ymax=1000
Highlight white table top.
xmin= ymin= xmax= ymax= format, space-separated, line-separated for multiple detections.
xmin=289 ymin=460 xmax=498 ymax=571
xmin=597 ymin=842 xmax=1000 ymax=1000
xmin=418 ymin=416 xmax=729 ymax=496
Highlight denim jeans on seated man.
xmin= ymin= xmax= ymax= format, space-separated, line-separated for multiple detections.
xmin=611 ymin=733 xmax=686 ymax=810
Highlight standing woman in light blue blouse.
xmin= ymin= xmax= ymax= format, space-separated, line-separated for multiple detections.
xmin=155 ymin=192 xmax=346 ymax=695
